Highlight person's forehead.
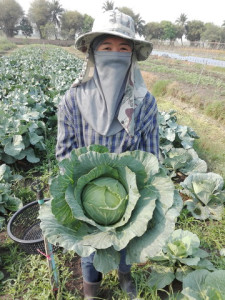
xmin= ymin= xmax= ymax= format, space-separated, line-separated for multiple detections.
xmin=101 ymin=36 xmax=130 ymax=44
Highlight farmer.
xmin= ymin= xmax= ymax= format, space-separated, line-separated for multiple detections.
xmin=56 ymin=9 xmax=159 ymax=300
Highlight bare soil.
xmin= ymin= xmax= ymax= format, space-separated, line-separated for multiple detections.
xmin=64 ymin=254 xmax=83 ymax=297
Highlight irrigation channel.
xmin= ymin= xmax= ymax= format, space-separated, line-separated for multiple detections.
xmin=152 ymin=50 xmax=225 ymax=68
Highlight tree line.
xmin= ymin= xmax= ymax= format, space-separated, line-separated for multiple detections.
xmin=0 ymin=0 xmax=225 ymax=45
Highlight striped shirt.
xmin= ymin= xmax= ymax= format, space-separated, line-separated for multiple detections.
xmin=56 ymin=88 xmax=159 ymax=160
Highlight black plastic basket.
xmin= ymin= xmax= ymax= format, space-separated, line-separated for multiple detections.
xmin=7 ymin=199 xmax=52 ymax=255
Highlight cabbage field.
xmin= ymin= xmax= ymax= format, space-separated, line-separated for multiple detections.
xmin=0 ymin=45 xmax=225 ymax=299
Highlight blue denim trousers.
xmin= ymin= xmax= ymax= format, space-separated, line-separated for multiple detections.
xmin=81 ymin=249 xmax=131 ymax=282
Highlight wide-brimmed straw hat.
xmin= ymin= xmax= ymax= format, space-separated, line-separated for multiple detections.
xmin=75 ymin=9 xmax=153 ymax=61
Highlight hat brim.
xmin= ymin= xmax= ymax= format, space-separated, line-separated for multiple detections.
xmin=75 ymin=31 xmax=153 ymax=61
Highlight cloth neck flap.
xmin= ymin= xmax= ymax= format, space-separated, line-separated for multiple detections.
xmin=73 ymin=51 xmax=148 ymax=136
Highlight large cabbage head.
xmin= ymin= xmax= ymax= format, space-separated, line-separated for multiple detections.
xmin=39 ymin=145 xmax=183 ymax=274
xmin=82 ymin=177 xmax=128 ymax=225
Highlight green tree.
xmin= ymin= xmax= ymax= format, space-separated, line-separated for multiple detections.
xmin=19 ymin=17 xmax=33 ymax=37
xmin=118 ymin=7 xmax=145 ymax=36
xmin=160 ymin=20 xmax=177 ymax=43
xmin=175 ymin=24 xmax=185 ymax=44
xmin=176 ymin=13 xmax=188 ymax=27
xmin=220 ymin=27 xmax=225 ymax=43
xmin=102 ymin=0 xmax=114 ymax=11
xmin=28 ymin=0 xmax=51 ymax=39
xmin=49 ymin=0 xmax=64 ymax=39
xmin=144 ymin=22 xmax=162 ymax=40
xmin=82 ymin=14 xmax=94 ymax=34
xmin=134 ymin=13 xmax=145 ymax=36
xmin=175 ymin=13 xmax=188 ymax=45
xmin=42 ymin=22 xmax=56 ymax=39
xmin=60 ymin=10 xmax=83 ymax=39
xmin=185 ymin=20 xmax=205 ymax=43
xmin=0 ymin=0 xmax=24 ymax=37
xmin=201 ymin=23 xmax=222 ymax=44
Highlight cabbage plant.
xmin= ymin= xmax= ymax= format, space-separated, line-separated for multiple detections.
xmin=147 ymin=229 xmax=215 ymax=289
xmin=39 ymin=145 xmax=183 ymax=274
xmin=0 ymin=164 xmax=23 ymax=230
xmin=182 ymin=269 xmax=225 ymax=300
xmin=181 ymin=172 xmax=225 ymax=220
xmin=163 ymin=148 xmax=207 ymax=178
xmin=158 ymin=110 xmax=199 ymax=156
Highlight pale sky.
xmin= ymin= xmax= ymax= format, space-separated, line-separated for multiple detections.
xmin=17 ymin=0 xmax=225 ymax=26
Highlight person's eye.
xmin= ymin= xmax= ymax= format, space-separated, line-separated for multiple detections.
xmin=120 ymin=47 xmax=131 ymax=52
xmin=100 ymin=46 xmax=111 ymax=51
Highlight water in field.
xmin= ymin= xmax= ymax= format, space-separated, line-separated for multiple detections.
xmin=152 ymin=50 xmax=225 ymax=68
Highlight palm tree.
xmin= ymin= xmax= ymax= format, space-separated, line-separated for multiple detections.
xmin=175 ymin=13 xmax=188 ymax=45
xmin=102 ymin=0 xmax=115 ymax=11
xmin=176 ymin=13 xmax=188 ymax=27
xmin=134 ymin=13 xmax=145 ymax=37
xmin=49 ymin=0 xmax=64 ymax=39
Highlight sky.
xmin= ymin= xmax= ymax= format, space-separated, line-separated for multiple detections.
xmin=17 ymin=0 xmax=225 ymax=26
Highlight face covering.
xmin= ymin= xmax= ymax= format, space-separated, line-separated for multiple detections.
xmin=74 ymin=34 xmax=148 ymax=137
xmin=76 ymin=51 xmax=132 ymax=136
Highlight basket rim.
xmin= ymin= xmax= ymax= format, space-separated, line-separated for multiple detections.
xmin=7 ymin=198 xmax=50 ymax=244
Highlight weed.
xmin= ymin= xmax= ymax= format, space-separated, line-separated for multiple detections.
xmin=1 ymin=239 xmax=52 ymax=299
xmin=176 ymin=210 xmax=225 ymax=269
xmin=13 ymin=184 xmax=36 ymax=205
xmin=140 ymin=70 xmax=158 ymax=91
xmin=166 ymin=81 xmax=191 ymax=102
xmin=152 ymin=79 xmax=172 ymax=97
xmin=0 ymin=37 xmax=17 ymax=53
xmin=204 ymin=100 xmax=225 ymax=121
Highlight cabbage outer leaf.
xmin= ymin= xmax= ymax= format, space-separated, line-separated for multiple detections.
xmin=39 ymin=145 xmax=183 ymax=273
xmin=126 ymin=190 xmax=183 ymax=264
xmin=147 ymin=264 xmax=175 ymax=289
xmin=39 ymin=201 xmax=96 ymax=257
xmin=93 ymin=247 xmax=120 ymax=274
xmin=182 ymin=269 xmax=225 ymax=299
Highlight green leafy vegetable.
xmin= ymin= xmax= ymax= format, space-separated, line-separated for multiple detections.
xmin=0 ymin=164 xmax=23 ymax=229
xmin=82 ymin=177 xmax=128 ymax=225
xmin=181 ymin=172 xmax=225 ymax=220
xmin=148 ymin=229 xmax=215 ymax=289
xmin=158 ymin=110 xmax=199 ymax=156
xmin=0 ymin=46 xmax=82 ymax=164
xmin=39 ymin=145 xmax=183 ymax=274
xmin=182 ymin=269 xmax=225 ymax=300
xmin=163 ymin=148 xmax=207 ymax=178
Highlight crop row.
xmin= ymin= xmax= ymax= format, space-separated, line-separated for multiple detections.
xmin=0 ymin=46 xmax=82 ymax=164
xmin=141 ymin=59 xmax=225 ymax=88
